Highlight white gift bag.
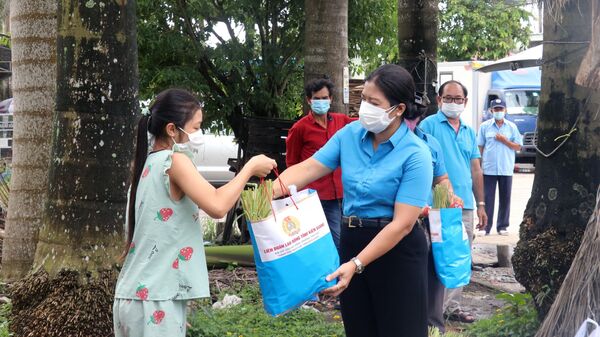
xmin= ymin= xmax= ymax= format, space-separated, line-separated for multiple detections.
xmin=574 ymin=318 xmax=600 ymax=337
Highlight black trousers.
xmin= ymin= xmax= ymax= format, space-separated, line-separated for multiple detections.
xmin=339 ymin=224 xmax=429 ymax=337
xmin=483 ymin=175 xmax=513 ymax=233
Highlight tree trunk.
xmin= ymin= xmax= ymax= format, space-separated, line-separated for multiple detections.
xmin=512 ymin=0 xmax=600 ymax=319
xmin=397 ymin=0 xmax=438 ymax=115
xmin=1 ymin=0 xmax=56 ymax=281
xmin=535 ymin=186 xmax=600 ymax=337
xmin=9 ymin=0 xmax=138 ymax=335
xmin=304 ymin=0 xmax=348 ymax=114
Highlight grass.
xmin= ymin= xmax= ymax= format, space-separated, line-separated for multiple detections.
xmin=187 ymin=284 xmax=344 ymax=337
xmin=465 ymin=293 xmax=539 ymax=337
xmin=429 ymin=326 xmax=467 ymax=337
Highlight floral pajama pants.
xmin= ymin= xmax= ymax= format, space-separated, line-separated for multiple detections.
xmin=113 ymin=299 xmax=187 ymax=337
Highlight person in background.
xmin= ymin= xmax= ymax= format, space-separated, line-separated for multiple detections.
xmin=477 ymin=98 xmax=522 ymax=236
xmin=406 ymin=113 xmax=454 ymax=333
xmin=113 ymin=89 xmax=276 ymax=337
xmin=286 ymin=78 xmax=353 ymax=249
xmin=419 ymin=80 xmax=488 ymax=324
xmin=275 ymin=64 xmax=433 ymax=337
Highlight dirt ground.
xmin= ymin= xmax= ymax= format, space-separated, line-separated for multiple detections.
xmin=205 ymin=241 xmax=525 ymax=324
xmin=200 ymin=172 xmax=534 ymax=328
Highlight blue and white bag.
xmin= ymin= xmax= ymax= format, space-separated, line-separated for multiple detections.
xmin=429 ymin=208 xmax=471 ymax=288
xmin=247 ymin=188 xmax=339 ymax=316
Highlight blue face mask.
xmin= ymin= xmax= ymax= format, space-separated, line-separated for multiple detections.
xmin=311 ymin=99 xmax=330 ymax=115
xmin=493 ymin=111 xmax=506 ymax=121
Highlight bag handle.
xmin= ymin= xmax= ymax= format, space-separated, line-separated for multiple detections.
xmin=272 ymin=167 xmax=298 ymax=209
xmin=258 ymin=168 xmax=298 ymax=222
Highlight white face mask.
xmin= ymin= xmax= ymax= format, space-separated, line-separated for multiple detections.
xmin=441 ymin=103 xmax=464 ymax=119
xmin=172 ymin=128 xmax=205 ymax=164
xmin=358 ymin=101 xmax=398 ymax=134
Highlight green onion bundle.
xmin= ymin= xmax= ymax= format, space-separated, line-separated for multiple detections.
xmin=240 ymin=180 xmax=274 ymax=222
xmin=432 ymin=184 xmax=451 ymax=209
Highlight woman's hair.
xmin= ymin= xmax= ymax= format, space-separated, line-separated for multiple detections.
xmin=122 ymin=88 xmax=203 ymax=260
xmin=365 ymin=64 xmax=428 ymax=120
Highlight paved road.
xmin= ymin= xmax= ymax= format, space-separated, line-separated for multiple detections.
xmin=474 ymin=172 xmax=535 ymax=245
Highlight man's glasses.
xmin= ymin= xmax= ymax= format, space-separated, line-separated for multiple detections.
xmin=441 ymin=96 xmax=465 ymax=104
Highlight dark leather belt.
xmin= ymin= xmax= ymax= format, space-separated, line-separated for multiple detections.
xmin=342 ymin=216 xmax=393 ymax=229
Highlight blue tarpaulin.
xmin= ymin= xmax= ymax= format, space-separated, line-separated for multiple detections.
xmin=492 ymin=68 xmax=541 ymax=89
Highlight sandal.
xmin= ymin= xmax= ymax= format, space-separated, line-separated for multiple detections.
xmin=445 ymin=309 xmax=476 ymax=323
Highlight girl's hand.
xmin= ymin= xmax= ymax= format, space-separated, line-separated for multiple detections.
xmin=246 ymin=155 xmax=277 ymax=177
xmin=321 ymin=262 xmax=356 ymax=297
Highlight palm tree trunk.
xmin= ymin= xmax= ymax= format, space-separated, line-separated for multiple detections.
xmin=1 ymin=0 xmax=56 ymax=281
xmin=397 ymin=0 xmax=438 ymax=115
xmin=304 ymin=0 xmax=349 ymax=114
xmin=9 ymin=0 xmax=138 ymax=335
xmin=512 ymin=0 xmax=600 ymax=319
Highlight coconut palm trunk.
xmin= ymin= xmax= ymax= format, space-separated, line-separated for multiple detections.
xmin=8 ymin=0 xmax=138 ymax=335
xmin=1 ymin=0 xmax=56 ymax=281
xmin=512 ymin=0 xmax=600 ymax=319
xmin=397 ymin=0 xmax=438 ymax=115
xmin=304 ymin=0 xmax=349 ymax=114
xmin=535 ymin=186 xmax=600 ymax=337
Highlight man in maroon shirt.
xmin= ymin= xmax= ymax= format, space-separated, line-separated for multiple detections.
xmin=285 ymin=78 xmax=354 ymax=249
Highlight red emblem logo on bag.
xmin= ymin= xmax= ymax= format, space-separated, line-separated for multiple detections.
xmin=281 ymin=216 xmax=301 ymax=236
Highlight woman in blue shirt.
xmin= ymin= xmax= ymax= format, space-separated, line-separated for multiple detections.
xmin=274 ymin=64 xmax=433 ymax=336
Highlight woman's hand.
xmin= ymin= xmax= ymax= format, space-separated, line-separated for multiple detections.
xmin=450 ymin=194 xmax=464 ymax=208
xmin=245 ymin=155 xmax=277 ymax=177
xmin=321 ymin=262 xmax=356 ymax=297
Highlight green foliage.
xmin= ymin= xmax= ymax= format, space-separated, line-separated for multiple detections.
xmin=438 ymin=0 xmax=531 ymax=61
xmin=347 ymin=0 xmax=533 ymax=68
xmin=348 ymin=0 xmax=397 ymax=75
xmin=467 ymin=293 xmax=540 ymax=337
xmin=0 ymin=160 xmax=11 ymax=210
xmin=187 ymin=284 xmax=344 ymax=337
xmin=0 ymin=34 xmax=9 ymax=49
xmin=202 ymin=217 xmax=218 ymax=243
xmin=137 ymin=0 xmax=305 ymax=130
xmin=137 ymin=0 xmax=534 ymax=131
xmin=0 ymin=303 xmax=11 ymax=337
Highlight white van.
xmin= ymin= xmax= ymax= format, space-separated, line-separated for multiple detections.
xmin=195 ymin=133 xmax=238 ymax=187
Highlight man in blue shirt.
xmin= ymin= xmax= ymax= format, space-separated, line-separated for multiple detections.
xmin=407 ymin=117 xmax=452 ymax=333
xmin=477 ymin=98 xmax=522 ymax=235
xmin=419 ymin=80 xmax=488 ymax=323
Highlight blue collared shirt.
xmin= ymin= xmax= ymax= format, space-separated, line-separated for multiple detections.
xmin=414 ymin=127 xmax=447 ymax=178
xmin=313 ymin=121 xmax=433 ymax=219
xmin=419 ymin=111 xmax=481 ymax=209
xmin=477 ymin=118 xmax=523 ymax=176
